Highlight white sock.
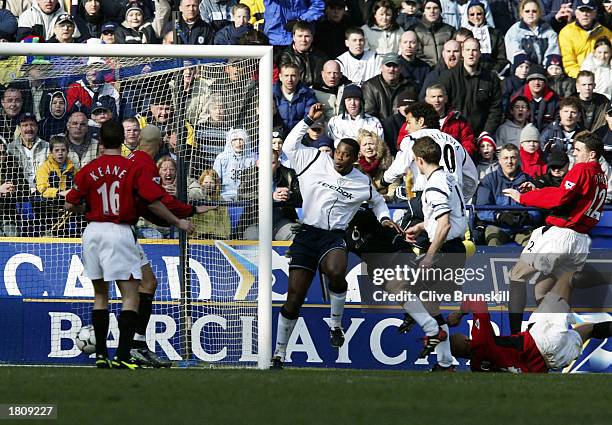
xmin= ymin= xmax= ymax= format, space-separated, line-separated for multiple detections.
xmin=329 ymin=291 xmax=347 ymax=329
xmin=402 ymin=299 xmax=438 ymax=336
xmin=273 ymin=312 xmax=297 ymax=361
xmin=434 ymin=324 xmax=452 ymax=367
xmin=134 ymin=333 xmax=146 ymax=342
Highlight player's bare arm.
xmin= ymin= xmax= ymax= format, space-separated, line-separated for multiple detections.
xmin=195 ymin=205 xmax=218 ymax=214
xmin=64 ymin=201 xmax=85 ymax=214
xmin=148 ymin=200 xmax=195 ymax=234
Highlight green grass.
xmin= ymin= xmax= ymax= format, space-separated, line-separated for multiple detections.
xmin=0 ymin=367 xmax=611 ymax=425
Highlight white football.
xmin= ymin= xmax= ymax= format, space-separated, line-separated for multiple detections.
xmin=76 ymin=325 xmax=97 ymax=355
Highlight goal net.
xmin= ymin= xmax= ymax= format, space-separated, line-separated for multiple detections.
xmin=0 ymin=43 xmax=273 ymax=369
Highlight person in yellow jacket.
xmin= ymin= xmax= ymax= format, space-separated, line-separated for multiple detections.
xmin=35 ymin=135 xmax=77 ymax=199
xmin=35 ymin=135 xmax=80 ymax=236
xmin=558 ymin=0 xmax=612 ymax=78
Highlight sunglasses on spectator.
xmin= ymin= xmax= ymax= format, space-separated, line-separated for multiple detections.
xmin=102 ymin=31 xmax=115 ymax=35
xmin=469 ymin=12 xmax=483 ymax=16
xmin=550 ymin=166 xmax=565 ymax=171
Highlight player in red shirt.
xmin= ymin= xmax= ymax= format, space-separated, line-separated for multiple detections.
xmin=126 ymin=125 xmax=216 ymax=367
xmin=65 ymin=121 xmax=195 ymax=369
xmin=448 ymin=278 xmax=612 ymax=373
xmin=503 ymin=131 xmax=608 ymax=334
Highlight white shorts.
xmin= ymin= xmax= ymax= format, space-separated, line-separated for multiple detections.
xmin=82 ymin=222 xmax=143 ymax=282
xmin=520 ymin=226 xmax=591 ymax=278
xmin=138 ymin=243 xmax=150 ymax=267
xmin=528 ymin=293 xmax=583 ymax=370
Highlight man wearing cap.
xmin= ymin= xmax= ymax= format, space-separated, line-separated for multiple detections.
xmin=335 ymin=27 xmax=382 ymax=87
xmin=88 ymin=98 xmax=115 ymax=140
xmin=277 ymin=21 xmax=329 ymax=88
xmin=100 ymin=22 xmax=117 ymax=44
xmin=534 ymin=148 xmax=570 ymax=188
xmin=48 ymin=14 xmax=79 ymax=43
xmin=411 ymin=0 xmax=456 ymax=67
xmin=511 ymin=65 xmax=559 ymax=131
xmin=571 ymin=70 xmax=609 ymax=131
xmin=439 ymin=37 xmax=502 ymax=136
xmin=327 ymin=83 xmax=384 ymax=143
xmin=558 ymin=0 xmax=612 ymax=78
xmin=17 ymin=0 xmax=81 ymax=42
xmin=7 ymin=113 xmax=49 ymax=192
xmin=362 ymin=53 xmax=417 ymax=120
xmin=0 ymin=86 xmax=25 ymax=142
xmin=312 ymin=60 xmax=352 ymax=120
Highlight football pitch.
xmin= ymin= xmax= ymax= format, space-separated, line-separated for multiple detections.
xmin=1 ymin=367 xmax=611 ymax=425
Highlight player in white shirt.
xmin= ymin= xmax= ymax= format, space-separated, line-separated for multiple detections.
xmin=404 ymin=136 xmax=468 ymax=370
xmin=271 ymin=103 xmax=401 ymax=369
xmin=381 ymin=102 xmax=478 ymax=203
xmin=335 ymin=27 xmax=382 ymax=86
xmin=327 ymin=84 xmax=384 ymax=145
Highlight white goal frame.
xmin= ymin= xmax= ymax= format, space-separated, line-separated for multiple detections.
xmin=0 ymin=43 xmax=273 ymax=369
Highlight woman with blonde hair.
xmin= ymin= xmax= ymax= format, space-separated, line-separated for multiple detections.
xmin=355 ymin=129 xmax=398 ymax=200
xmin=189 ymin=168 xmax=231 ymax=239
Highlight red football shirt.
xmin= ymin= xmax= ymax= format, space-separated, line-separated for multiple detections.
xmin=520 ymin=161 xmax=607 ymax=233
xmin=66 ymin=154 xmax=165 ymax=225
xmin=128 ymin=150 xmax=195 ymax=224
xmin=469 ymin=312 xmax=548 ymax=373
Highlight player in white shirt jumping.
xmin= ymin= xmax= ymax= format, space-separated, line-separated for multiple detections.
xmin=404 ymin=136 xmax=468 ymax=370
xmin=271 ymin=103 xmax=401 ymax=369
xmin=381 ymin=102 xmax=478 ymax=203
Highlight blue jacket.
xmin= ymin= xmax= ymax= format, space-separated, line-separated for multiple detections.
xmin=263 ymin=0 xmax=325 ymax=46
xmin=475 ymin=166 xmax=541 ymax=227
xmin=273 ymin=80 xmax=317 ymax=131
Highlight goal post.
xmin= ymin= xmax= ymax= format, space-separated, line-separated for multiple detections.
xmin=0 ymin=43 xmax=273 ymax=369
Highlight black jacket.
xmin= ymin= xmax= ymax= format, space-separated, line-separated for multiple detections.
xmin=398 ymin=56 xmax=431 ymax=93
xmin=362 ymin=74 xmax=417 ymax=121
xmin=277 ymin=45 xmax=329 ymax=87
xmin=313 ymin=16 xmax=352 ymax=59
xmin=380 ymin=112 xmax=403 ymax=156
xmin=163 ymin=16 xmax=214 ymax=45
xmin=440 ymin=64 xmax=503 ymax=135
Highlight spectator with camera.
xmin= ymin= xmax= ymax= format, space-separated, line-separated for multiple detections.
xmin=475 ymin=143 xmax=541 ymax=246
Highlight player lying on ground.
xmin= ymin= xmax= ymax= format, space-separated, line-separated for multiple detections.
xmin=271 ymin=103 xmax=401 ymax=369
xmin=128 ymin=125 xmax=216 ymax=368
xmin=65 ymin=121 xmax=195 ymax=369
xmin=385 ymin=136 xmax=468 ymax=371
xmin=503 ymin=131 xmax=608 ymax=334
xmin=448 ymin=275 xmax=612 ymax=373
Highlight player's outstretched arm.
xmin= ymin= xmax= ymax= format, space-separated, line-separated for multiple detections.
xmin=64 ymin=201 xmax=85 ymax=214
xmin=148 ymin=200 xmax=195 ymax=234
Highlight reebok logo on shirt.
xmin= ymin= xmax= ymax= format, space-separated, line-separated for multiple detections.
xmin=320 ymin=181 xmax=354 ymax=199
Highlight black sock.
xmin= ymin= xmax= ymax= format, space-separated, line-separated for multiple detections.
xmin=92 ymin=309 xmax=109 ymax=358
xmin=116 ymin=310 xmax=138 ymax=361
xmin=509 ymin=281 xmax=526 ymax=334
xmin=592 ymin=321 xmax=612 ymax=339
xmin=133 ymin=292 xmax=154 ymax=349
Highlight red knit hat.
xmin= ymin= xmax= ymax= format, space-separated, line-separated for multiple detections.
xmin=477 ymin=131 xmax=497 ymax=150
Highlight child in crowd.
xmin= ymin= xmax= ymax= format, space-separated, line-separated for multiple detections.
xmin=36 ymin=136 xmax=77 ymax=199
xmin=580 ymin=37 xmax=612 ymax=100
xmin=502 ymin=53 xmax=530 ymax=112
xmin=495 ymin=96 xmax=530 ymax=148
xmin=213 ymin=128 xmax=257 ymax=201
xmin=545 ymin=54 xmax=576 ymax=99
xmin=475 ymin=132 xmax=498 ymax=180
xmin=397 ymin=0 xmax=421 ymax=30
xmin=519 ymin=123 xmax=546 ymax=178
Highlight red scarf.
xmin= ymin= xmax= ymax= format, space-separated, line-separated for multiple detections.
xmin=359 ymin=156 xmax=380 ymax=176
xmin=519 ymin=147 xmax=547 ymax=178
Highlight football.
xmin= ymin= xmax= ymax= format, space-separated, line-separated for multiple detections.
xmin=76 ymin=325 xmax=96 ymax=355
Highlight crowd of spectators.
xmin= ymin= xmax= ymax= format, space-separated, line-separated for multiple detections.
xmin=1 ymin=0 xmax=612 ymax=245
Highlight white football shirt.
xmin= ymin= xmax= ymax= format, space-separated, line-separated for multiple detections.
xmin=383 ymin=128 xmax=479 ymax=201
xmin=422 ymin=168 xmax=467 ymax=241
xmin=283 ymin=120 xmax=390 ymax=231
